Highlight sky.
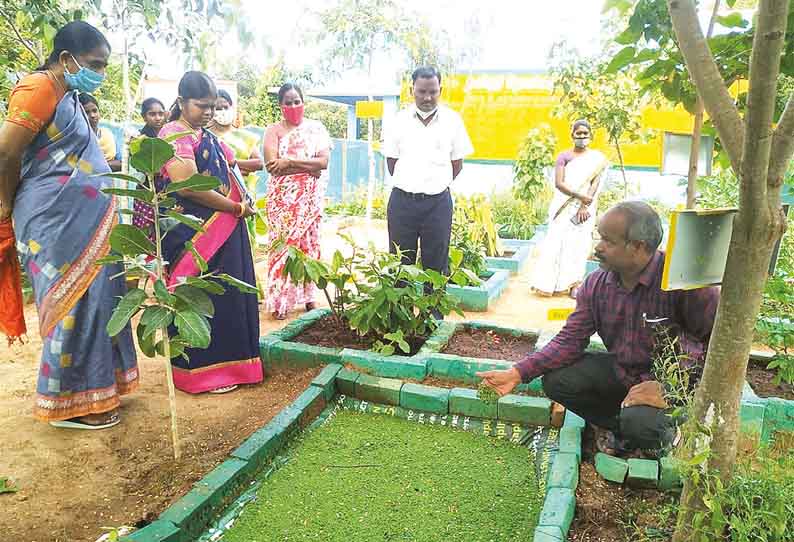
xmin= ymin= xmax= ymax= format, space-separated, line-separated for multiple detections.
xmin=143 ymin=0 xmax=606 ymax=91
xmin=138 ymin=0 xmax=746 ymax=93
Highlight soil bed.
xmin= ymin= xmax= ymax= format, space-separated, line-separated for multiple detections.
xmin=441 ymin=327 xmax=537 ymax=361
xmin=223 ymin=410 xmax=544 ymax=542
xmin=746 ymin=360 xmax=794 ymax=400
xmin=291 ymin=314 xmax=426 ymax=355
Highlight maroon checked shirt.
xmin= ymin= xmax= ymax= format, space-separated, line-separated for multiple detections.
xmin=516 ymin=251 xmax=720 ymax=389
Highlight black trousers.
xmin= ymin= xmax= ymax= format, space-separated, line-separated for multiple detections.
xmin=542 ymin=352 xmax=676 ymax=450
xmin=386 ymin=187 xmax=453 ymax=273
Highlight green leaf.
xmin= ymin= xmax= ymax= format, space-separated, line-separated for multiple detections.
xmin=109 ymin=224 xmax=156 ymax=256
xmin=175 ymin=310 xmax=211 ymax=349
xmin=154 ymin=279 xmax=176 ymax=305
xmin=715 ymin=12 xmax=748 ymax=29
xmin=448 ymin=246 xmax=463 ymax=269
xmin=185 ymin=241 xmax=208 ymax=273
xmin=165 ymin=210 xmax=205 ymax=232
xmin=216 ymin=273 xmax=260 ymax=294
xmin=95 ymin=254 xmax=124 ymax=266
xmin=140 ymin=306 xmax=174 ymax=338
xmin=163 ymin=174 xmax=221 ymax=194
xmin=102 ymin=187 xmax=154 ymax=203
xmin=106 ymin=288 xmax=147 ymax=336
xmin=136 ymin=321 xmax=157 ymax=357
xmin=98 ymin=172 xmax=144 ymax=185
xmin=605 ymin=46 xmax=636 ymax=74
xmin=614 ymin=24 xmax=642 ymax=45
xmin=185 ymin=276 xmax=226 ymax=295
xmin=130 ymin=137 xmax=175 ymax=175
xmin=174 ymin=284 xmax=214 ymax=317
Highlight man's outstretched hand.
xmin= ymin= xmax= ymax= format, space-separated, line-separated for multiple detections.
xmin=622 ymin=380 xmax=668 ymax=410
xmin=475 ymin=367 xmax=522 ymax=396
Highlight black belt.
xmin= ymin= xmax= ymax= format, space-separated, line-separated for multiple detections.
xmin=393 ymin=187 xmax=448 ymax=200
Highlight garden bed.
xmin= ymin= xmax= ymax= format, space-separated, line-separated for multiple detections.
xmin=484 ymin=239 xmax=534 ymax=274
xmin=442 ymin=325 xmax=538 ymax=361
xmin=291 ymin=313 xmax=427 ymax=355
xmin=222 ymin=409 xmax=545 ymax=541
xmin=446 ymin=268 xmax=510 ymax=311
xmin=122 ymin=365 xmax=585 ymax=542
xmin=746 ymin=360 xmax=794 ymax=401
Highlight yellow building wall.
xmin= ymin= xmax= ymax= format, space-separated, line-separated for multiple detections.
xmin=400 ymin=72 xmax=704 ymax=168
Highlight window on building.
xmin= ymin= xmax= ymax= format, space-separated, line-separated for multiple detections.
xmin=661 ymin=132 xmax=714 ymax=177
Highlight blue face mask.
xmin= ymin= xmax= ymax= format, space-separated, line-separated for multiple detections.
xmin=63 ymin=55 xmax=105 ymax=93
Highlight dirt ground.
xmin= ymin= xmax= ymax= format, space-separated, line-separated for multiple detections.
xmin=0 ymin=217 xmax=573 ymax=542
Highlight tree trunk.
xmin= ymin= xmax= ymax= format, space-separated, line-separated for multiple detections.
xmin=686 ymin=99 xmax=704 ymax=208
xmin=666 ymin=1 xmax=792 ymax=539
xmin=685 ymin=0 xmax=720 ymax=209
xmin=614 ymin=140 xmax=629 ymax=198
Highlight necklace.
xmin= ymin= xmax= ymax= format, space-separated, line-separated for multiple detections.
xmin=178 ymin=118 xmax=199 ymax=132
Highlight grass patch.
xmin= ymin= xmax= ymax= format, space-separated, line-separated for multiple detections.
xmin=224 ymin=410 xmax=544 ymax=541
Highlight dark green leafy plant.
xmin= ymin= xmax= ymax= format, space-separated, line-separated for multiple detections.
xmin=99 ymin=135 xmax=258 ymax=458
xmin=512 ymin=125 xmax=557 ymax=204
xmin=282 ymin=237 xmax=472 ymax=355
xmin=490 ymin=193 xmax=544 ymax=240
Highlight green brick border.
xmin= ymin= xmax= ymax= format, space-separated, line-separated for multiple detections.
xmin=124 ymin=365 xmax=584 ymax=541
xmin=485 ymin=238 xmax=534 ymax=274
xmin=446 ymin=268 xmax=511 ymax=311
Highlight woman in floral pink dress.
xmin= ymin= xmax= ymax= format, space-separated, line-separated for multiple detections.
xmin=264 ymin=83 xmax=331 ymax=319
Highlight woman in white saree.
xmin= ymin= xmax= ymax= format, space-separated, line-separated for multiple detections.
xmin=531 ymin=120 xmax=609 ymax=297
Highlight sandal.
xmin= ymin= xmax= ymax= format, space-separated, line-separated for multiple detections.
xmin=305 ymin=302 xmax=316 ymax=311
xmin=50 ymin=412 xmax=120 ymax=430
xmin=594 ymin=426 xmax=619 ymax=456
xmin=273 ymin=311 xmax=287 ymax=320
xmin=209 ymin=384 xmax=238 ymax=394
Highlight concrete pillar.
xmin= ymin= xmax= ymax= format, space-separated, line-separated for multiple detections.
xmin=346 ymin=105 xmax=358 ymax=141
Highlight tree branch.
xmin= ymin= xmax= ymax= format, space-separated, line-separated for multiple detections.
xmin=0 ymin=8 xmax=43 ymax=66
xmin=666 ymin=0 xmax=744 ymax=173
xmin=738 ymin=0 xmax=789 ymax=218
xmin=768 ymin=93 xmax=794 ymax=189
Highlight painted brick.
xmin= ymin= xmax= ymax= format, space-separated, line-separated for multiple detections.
xmin=290 ymin=386 xmax=326 ymax=428
xmin=739 ymin=400 xmax=766 ymax=438
xmin=446 ymin=282 xmax=489 ymax=311
xmin=497 ymin=394 xmax=551 ymax=426
xmin=550 ymin=402 xmax=565 ymax=428
xmin=356 ymin=374 xmax=404 ymax=405
xmin=762 ymin=397 xmax=794 ymax=443
xmin=533 ymin=525 xmax=564 ymax=542
xmin=192 ymin=458 xmax=250 ymax=507
xmin=335 ymin=368 xmax=360 ymax=397
xmin=558 ymin=427 xmax=582 ymax=464
xmin=231 ymin=420 xmax=286 ymax=466
xmin=265 ymin=340 xmax=290 ymax=366
xmin=427 ymin=354 xmax=512 ymax=384
xmin=537 ymin=487 xmax=575 ymax=535
xmin=563 ymin=410 xmax=586 ymax=431
xmin=311 ymin=363 xmax=343 ymax=401
xmin=400 ymin=383 xmax=449 ymax=414
xmin=627 ymin=458 xmax=659 ymax=488
xmin=449 ymin=387 xmax=498 ymax=419
xmin=341 ymin=348 xmax=428 ymax=380
xmin=122 ymin=521 xmax=182 ymax=542
xmin=279 ymin=342 xmax=334 ymax=368
xmin=299 ymin=307 xmax=331 ymax=323
xmin=159 ymin=459 xmax=249 ymax=538
xmin=595 ymin=453 xmax=628 ymax=483
xmin=658 ymin=456 xmax=682 ymax=491
xmin=547 ymin=452 xmax=580 ymax=490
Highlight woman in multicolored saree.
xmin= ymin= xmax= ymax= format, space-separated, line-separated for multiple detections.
xmin=159 ymin=71 xmax=261 ymax=394
xmin=0 ymin=22 xmax=138 ymax=429
xmin=531 ymin=120 xmax=609 ymax=298
xmin=264 ymin=83 xmax=331 ymax=320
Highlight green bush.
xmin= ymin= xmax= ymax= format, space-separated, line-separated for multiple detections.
xmin=282 ymin=236 xmax=473 ymax=355
xmin=491 ymin=192 xmax=548 ymax=240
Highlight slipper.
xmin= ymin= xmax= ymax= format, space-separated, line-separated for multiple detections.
xmin=209 ymin=384 xmax=238 ymax=394
xmin=305 ymin=302 xmax=316 ymax=311
xmin=50 ymin=413 xmax=120 ymax=430
xmin=273 ymin=311 xmax=287 ymax=320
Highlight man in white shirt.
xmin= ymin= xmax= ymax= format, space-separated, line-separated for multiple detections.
xmin=383 ymin=66 xmax=474 ymax=296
